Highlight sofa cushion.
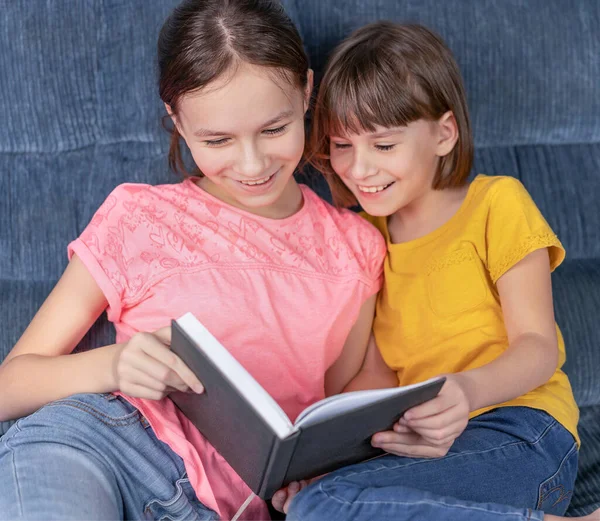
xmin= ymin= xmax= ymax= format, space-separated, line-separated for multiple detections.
xmin=0 ymin=3 xmax=99 ymax=153
xmin=472 ymin=144 xmax=600 ymax=260
xmin=552 ymin=260 xmax=600 ymax=408
xmin=566 ymin=405 xmax=600 ymax=516
xmin=0 ymin=143 xmax=172 ymax=282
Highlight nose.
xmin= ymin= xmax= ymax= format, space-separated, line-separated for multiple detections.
xmin=234 ymin=139 xmax=268 ymax=178
xmin=348 ymin=149 xmax=375 ymax=181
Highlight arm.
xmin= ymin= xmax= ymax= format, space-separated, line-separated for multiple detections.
xmin=0 ymin=255 xmax=201 ymax=422
xmin=454 ymin=247 xmax=559 ymax=409
xmin=324 ymin=294 xmax=377 ymax=396
xmin=343 ymin=334 xmax=398 ymax=392
xmin=373 ymin=248 xmax=559 ymax=457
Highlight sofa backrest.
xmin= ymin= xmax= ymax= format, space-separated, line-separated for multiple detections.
xmin=1 ymin=0 xmax=599 ymax=285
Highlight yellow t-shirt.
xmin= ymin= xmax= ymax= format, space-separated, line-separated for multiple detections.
xmin=363 ymin=175 xmax=579 ymax=445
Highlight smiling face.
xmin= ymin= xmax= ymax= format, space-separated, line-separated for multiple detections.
xmin=329 ymin=117 xmax=455 ymax=217
xmin=170 ymin=63 xmax=312 ymax=218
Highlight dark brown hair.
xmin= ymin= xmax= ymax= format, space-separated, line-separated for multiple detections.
xmin=158 ymin=0 xmax=309 ymax=175
xmin=310 ymin=22 xmax=473 ymax=207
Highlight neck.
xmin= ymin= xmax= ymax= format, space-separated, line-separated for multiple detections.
xmin=388 ymin=185 xmax=469 ymax=244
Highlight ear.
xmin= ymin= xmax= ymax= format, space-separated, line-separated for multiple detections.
xmin=164 ymin=103 xmax=183 ymax=135
xmin=435 ymin=111 xmax=459 ymax=157
xmin=303 ymin=69 xmax=314 ymax=113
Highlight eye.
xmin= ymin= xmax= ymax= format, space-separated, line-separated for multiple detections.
xmin=375 ymin=144 xmax=396 ymax=151
xmin=263 ymin=125 xmax=288 ymax=136
xmin=332 ymin=143 xmax=351 ymax=150
xmin=204 ymin=138 xmax=230 ymax=147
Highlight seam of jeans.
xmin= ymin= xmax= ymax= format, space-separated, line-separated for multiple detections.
xmin=331 ymin=417 xmax=559 ymax=482
xmin=315 ymin=480 xmax=534 ymax=519
xmin=44 ymin=399 xmax=142 ymax=427
xmin=3 ymin=430 xmax=24 ymax=517
xmin=536 ymin=442 xmax=578 ymax=509
xmin=144 ymin=477 xmax=189 ymax=510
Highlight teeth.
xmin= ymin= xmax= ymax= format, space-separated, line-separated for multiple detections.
xmin=358 ymin=183 xmax=392 ymax=193
xmin=240 ymin=174 xmax=273 ymax=186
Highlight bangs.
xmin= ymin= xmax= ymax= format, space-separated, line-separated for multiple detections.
xmin=321 ymin=50 xmax=433 ymax=138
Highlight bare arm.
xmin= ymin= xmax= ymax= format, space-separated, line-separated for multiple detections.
xmin=343 ymin=334 xmax=398 ymax=392
xmin=0 ymin=255 xmax=202 ymax=422
xmin=457 ymin=248 xmax=559 ymax=410
xmin=0 ymin=255 xmax=117 ymax=421
xmin=324 ymin=294 xmax=378 ymax=396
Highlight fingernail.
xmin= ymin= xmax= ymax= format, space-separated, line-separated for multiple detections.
xmin=195 ymin=384 xmax=204 ymax=394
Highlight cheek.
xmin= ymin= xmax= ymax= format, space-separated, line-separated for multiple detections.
xmin=273 ymin=127 xmax=305 ymax=162
xmin=188 ymin=146 xmax=230 ymax=178
xmin=329 ymin=152 xmax=349 ymax=176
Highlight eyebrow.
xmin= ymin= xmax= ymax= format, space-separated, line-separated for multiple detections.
xmin=369 ymin=128 xmax=405 ymax=139
xmin=331 ymin=128 xmax=406 ymax=140
xmin=193 ymin=109 xmax=295 ymax=138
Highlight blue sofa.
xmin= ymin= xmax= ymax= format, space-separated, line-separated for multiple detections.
xmin=1 ymin=0 xmax=598 ymax=516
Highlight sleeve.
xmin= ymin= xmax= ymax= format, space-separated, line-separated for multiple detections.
xmin=67 ymin=184 xmax=148 ymax=322
xmin=486 ymin=177 xmax=565 ymax=283
xmin=356 ymin=215 xmax=387 ymax=296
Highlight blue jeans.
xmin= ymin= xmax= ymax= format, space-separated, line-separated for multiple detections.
xmin=288 ymin=407 xmax=578 ymax=521
xmin=0 ymin=393 xmax=219 ymax=521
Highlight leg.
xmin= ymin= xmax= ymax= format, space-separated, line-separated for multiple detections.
xmin=288 ymin=407 xmax=578 ymax=521
xmin=0 ymin=393 xmax=218 ymax=521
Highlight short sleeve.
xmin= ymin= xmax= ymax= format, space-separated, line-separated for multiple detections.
xmin=486 ymin=177 xmax=565 ymax=283
xmin=67 ymin=184 xmax=150 ymax=322
xmin=354 ymin=213 xmax=387 ymax=295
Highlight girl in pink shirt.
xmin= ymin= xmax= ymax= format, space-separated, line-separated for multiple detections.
xmin=0 ymin=1 xmax=389 ymax=520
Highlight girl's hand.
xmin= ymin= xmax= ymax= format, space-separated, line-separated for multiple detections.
xmin=272 ymin=475 xmax=323 ymax=513
xmin=371 ymin=374 xmax=472 ymax=458
xmin=112 ymin=327 xmax=204 ymax=400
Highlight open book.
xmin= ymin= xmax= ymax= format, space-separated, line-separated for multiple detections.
xmin=169 ymin=312 xmax=445 ymax=499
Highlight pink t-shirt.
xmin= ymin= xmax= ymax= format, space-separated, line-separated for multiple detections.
xmin=68 ymin=178 xmax=385 ymax=520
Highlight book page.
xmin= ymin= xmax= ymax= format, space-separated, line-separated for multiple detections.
xmin=177 ymin=313 xmax=294 ymax=439
xmin=294 ymin=377 xmax=444 ymax=428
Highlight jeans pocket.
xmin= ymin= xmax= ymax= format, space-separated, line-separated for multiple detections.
xmin=143 ymin=476 xmax=218 ymax=521
xmin=536 ymin=444 xmax=578 ymax=515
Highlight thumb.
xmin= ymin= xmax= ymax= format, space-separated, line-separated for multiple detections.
xmin=152 ymin=326 xmax=172 ymax=346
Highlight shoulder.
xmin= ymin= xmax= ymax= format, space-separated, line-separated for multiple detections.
xmin=474 ymin=175 xmax=531 ymax=206
xmin=301 ymin=186 xmax=386 ymax=276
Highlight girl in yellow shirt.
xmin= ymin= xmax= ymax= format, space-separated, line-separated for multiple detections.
xmin=273 ymin=21 xmax=599 ymax=521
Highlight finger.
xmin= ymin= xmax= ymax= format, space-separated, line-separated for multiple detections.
xmin=271 ymin=489 xmax=287 ymax=513
xmin=124 ymin=367 xmax=170 ymax=393
xmin=409 ymin=419 xmax=464 ymax=441
xmin=377 ymin=441 xmax=449 ymax=459
xmin=283 ymin=481 xmax=301 ymax=514
xmin=170 ymin=357 xmax=204 ymax=393
xmin=404 ymin=395 xmax=454 ymax=421
xmin=140 ymin=340 xmax=204 ymax=393
xmin=419 ymin=433 xmax=458 ymax=447
xmin=127 ymin=348 xmax=179 ymax=384
xmin=403 ymin=406 xmax=462 ymax=429
xmin=153 ymin=326 xmax=172 ymax=345
xmin=393 ymin=422 xmax=413 ymax=433
xmin=165 ymin=382 xmax=192 ymax=394
xmin=372 ymin=431 xmax=421 ymax=446
xmin=120 ymin=382 xmax=166 ymax=401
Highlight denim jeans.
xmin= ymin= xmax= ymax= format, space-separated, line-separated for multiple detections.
xmin=288 ymin=407 xmax=578 ymax=521
xmin=0 ymin=393 xmax=219 ymax=521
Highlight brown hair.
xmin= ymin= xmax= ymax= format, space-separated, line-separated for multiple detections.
xmin=309 ymin=22 xmax=473 ymax=207
xmin=158 ymin=0 xmax=309 ymax=176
